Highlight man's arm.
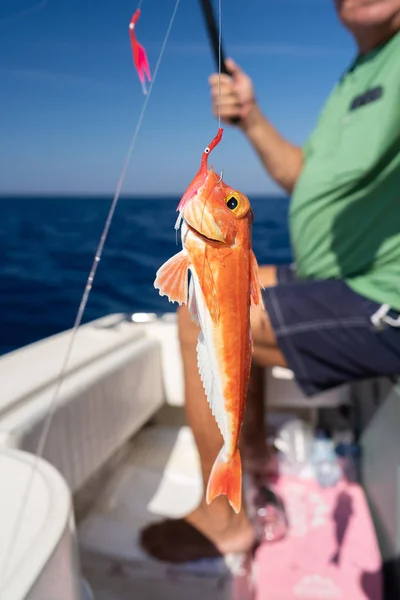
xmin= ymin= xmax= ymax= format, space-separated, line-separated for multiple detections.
xmin=240 ymin=103 xmax=303 ymax=193
xmin=209 ymin=59 xmax=303 ymax=194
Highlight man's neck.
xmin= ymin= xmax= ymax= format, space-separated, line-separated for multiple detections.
xmin=354 ymin=13 xmax=400 ymax=54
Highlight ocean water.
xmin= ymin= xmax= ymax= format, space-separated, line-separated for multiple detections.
xmin=0 ymin=195 xmax=292 ymax=355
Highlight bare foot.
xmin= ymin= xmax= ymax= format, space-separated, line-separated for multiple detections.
xmin=140 ymin=497 xmax=257 ymax=563
xmin=140 ymin=518 xmax=222 ymax=563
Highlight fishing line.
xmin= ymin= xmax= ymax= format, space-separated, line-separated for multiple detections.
xmin=217 ymin=0 xmax=222 ymax=127
xmin=199 ymin=0 xmax=222 ymax=373
xmin=0 ymin=0 xmax=182 ymax=591
xmin=0 ymin=0 xmax=48 ymax=27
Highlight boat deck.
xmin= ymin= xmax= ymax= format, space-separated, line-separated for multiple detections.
xmin=77 ymin=406 xmax=382 ymax=600
xmin=78 ymin=407 xmax=254 ymax=600
xmin=0 ymin=314 xmax=389 ymax=598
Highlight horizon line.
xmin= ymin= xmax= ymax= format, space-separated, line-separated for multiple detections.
xmin=0 ymin=191 xmax=288 ymax=199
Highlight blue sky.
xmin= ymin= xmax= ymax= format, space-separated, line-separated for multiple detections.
xmin=0 ymin=0 xmax=357 ymax=196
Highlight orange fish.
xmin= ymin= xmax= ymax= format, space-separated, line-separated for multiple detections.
xmin=154 ymin=135 xmax=264 ymax=514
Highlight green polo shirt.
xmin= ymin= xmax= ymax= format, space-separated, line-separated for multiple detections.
xmin=290 ymin=30 xmax=400 ymax=311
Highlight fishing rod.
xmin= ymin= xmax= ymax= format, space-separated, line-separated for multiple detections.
xmin=198 ymin=0 xmax=230 ymax=75
xmin=198 ymin=0 xmax=240 ymax=124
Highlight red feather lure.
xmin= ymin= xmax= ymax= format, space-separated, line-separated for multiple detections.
xmin=129 ymin=9 xmax=152 ymax=94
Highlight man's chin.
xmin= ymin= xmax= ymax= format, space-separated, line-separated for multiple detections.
xmin=337 ymin=0 xmax=400 ymax=28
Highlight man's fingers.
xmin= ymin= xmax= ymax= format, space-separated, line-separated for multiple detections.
xmin=210 ymin=87 xmax=238 ymax=102
xmin=212 ymin=104 xmax=242 ymax=119
xmin=208 ymin=73 xmax=233 ymax=87
xmin=225 ymin=58 xmax=241 ymax=77
xmin=212 ymin=97 xmax=241 ymax=110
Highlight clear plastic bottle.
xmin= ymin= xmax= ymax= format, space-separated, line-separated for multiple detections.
xmin=244 ymin=474 xmax=288 ymax=542
xmin=311 ymin=433 xmax=342 ymax=488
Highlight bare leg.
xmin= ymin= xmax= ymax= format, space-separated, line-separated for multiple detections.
xmin=179 ymin=306 xmax=256 ymax=549
xmin=140 ymin=304 xmax=256 ymax=561
xmin=241 ymin=362 xmax=275 ymax=474
xmin=140 ymin=265 xmax=287 ymax=562
xmin=179 ymin=304 xmax=224 ymax=487
xmin=241 ymin=266 xmax=285 ymax=474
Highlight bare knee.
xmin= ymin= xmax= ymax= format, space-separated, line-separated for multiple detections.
xmin=250 ymin=304 xmax=277 ymax=348
xmin=250 ymin=302 xmax=287 ymax=368
xmin=259 ymin=265 xmax=278 ymax=289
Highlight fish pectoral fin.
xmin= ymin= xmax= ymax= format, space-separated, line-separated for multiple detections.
xmin=206 ymin=446 xmax=242 ymax=514
xmin=197 ymin=332 xmax=226 ymax=439
xmin=154 ymin=250 xmax=189 ymax=304
xmin=250 ymin=250 xmax=265 ymax=309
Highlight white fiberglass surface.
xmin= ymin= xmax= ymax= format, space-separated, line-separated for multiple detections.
xmin=0 ymin=449 xmax=72 ymax=599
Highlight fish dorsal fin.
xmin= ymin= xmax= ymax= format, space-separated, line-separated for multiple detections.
xmin=197 ymin=331 xmax=226 ymax=441
xmin=250 ymin=250 xmax=265 ymax=308
xmin=154 ymin=250 xmax=189 ymax=305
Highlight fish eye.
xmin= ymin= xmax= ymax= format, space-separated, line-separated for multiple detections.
xmin=226 ymin=195 xmax=239 ymax=211
xmin=224 ymin=191 xmax=250 ymax=218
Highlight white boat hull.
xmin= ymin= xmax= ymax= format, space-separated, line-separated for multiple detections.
xmin=0 ymin=449 xmax=80 ymax=600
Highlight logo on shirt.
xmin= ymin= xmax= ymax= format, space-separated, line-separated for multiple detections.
xmin=349 ymin=85 xmax=383 ymax=111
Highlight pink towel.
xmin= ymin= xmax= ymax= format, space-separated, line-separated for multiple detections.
xmin=254 ymin=476 xmax=382 ymax=599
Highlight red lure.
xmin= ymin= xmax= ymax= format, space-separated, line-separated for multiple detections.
xmin=129 ymin=9 xmax=152 ymax=94
xmin=177 ymin=128 xmax=224 ymax=213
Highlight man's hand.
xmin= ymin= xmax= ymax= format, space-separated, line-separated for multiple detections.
xmin=208 ymin=57 xmax=303 ymax=193
xmin=208 ymin=58 xmax=256 ymax=128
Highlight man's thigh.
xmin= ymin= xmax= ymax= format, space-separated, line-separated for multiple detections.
xmin=251 ymin=264 xmax=293 ymax=367
xmin=254 ymin=265 xmax=400 ymax=397
xmin=251 ymin=263 xmax=297 ymax=352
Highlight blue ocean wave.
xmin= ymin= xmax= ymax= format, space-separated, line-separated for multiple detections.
xmin=0 ymin=195 xmax=292 ymax=355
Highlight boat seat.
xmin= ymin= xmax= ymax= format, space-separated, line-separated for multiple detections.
xmin=0 ymin=449 xmax=81 ymax=600
xmin=141 ymin=314 xmax=352 ymax=411
xmin=266 ymin=366 xmax=351 ymax=410
xmin=0 ymin=314 xmax=165 ymax=494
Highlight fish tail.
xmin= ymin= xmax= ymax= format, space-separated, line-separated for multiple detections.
xmin=206 ymin=446 xmax=242 ymax=514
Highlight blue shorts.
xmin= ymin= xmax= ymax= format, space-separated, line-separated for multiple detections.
xmin=262 ymin=265 xmax=400 ymax=397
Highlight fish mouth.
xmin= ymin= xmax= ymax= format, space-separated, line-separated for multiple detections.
xmin=186 ymin=222 xmax=225 ymax=245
